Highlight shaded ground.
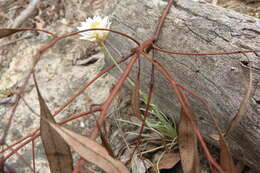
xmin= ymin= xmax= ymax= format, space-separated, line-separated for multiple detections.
xmin=216 ymin=0 xmax=259 ymax=18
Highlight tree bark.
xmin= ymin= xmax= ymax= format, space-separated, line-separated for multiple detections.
xmin=104 ymin=0 xmax=260 ymax=170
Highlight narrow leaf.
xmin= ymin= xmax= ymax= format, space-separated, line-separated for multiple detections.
xmin=225 ymin=60 xmax=253 ymax=136
xmin=219 ymin=135 xmax=236 ymax=173
xmin=131 ymin=67 xmax=142 ymax=120
xmin=34 ymin=76 xmax=73 ymax=173
xmin=0 ymin=28 xmax=21 ymax=38
xmin=178 ymin=107 xmax=200 ymax=173
xmin=47 ymin=122 xmax=130 ymax=173
xmin=98 ymin=122 xmax=114 ymax=157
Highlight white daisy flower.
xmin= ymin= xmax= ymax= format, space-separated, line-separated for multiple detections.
xmin=77 ymin=16 xmax=111 ymax=43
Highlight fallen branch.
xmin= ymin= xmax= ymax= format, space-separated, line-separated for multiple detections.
xmin=104 ymin=0 xmax=260 ymax=170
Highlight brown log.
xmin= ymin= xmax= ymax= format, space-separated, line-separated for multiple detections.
xmin=104 ymin=0 xmax=260 ymax=170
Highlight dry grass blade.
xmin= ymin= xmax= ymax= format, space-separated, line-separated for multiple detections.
xmin=225 ymin=58 xmax=253 ymax=136
xmin=178 ymin=108 xmax=200 ymax=173
xmin=47 ymin=122 xmax=130 ymax=173
xmin=34 ymin=75 xmax=73 ymax=173
xmin=0 ymin=28 xmax=21 ymax=38
xmin=219 ymin=135 xmax=236 ymax=173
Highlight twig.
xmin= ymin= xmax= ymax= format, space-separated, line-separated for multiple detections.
xmin=0 ymin=34 xmax=33 ymax=47
xmin=10 ymin=0 xmax=40 ymax=28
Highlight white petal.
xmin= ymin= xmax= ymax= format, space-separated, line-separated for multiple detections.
xmin=77 ymin=15 xmax=111 ymax=42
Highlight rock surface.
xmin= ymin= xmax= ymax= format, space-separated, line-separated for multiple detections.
xmin=0 ymin=1 xmax=116 ymax=172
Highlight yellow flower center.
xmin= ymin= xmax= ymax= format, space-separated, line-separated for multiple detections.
xmin=90 ymin=21 xmax=102 ymax=28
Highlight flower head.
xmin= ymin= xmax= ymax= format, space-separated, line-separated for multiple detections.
xmin=77 ymin=16 xmax=111 ymax=43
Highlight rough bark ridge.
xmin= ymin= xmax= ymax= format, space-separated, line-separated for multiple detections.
xmin=104 ymin=0 xmax=260 ymax=170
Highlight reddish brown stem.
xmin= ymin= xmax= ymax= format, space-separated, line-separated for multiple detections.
xmin=53 ymin=54 xmax=133 ymax=117
xmin=74 ymin=53 xmax=139 ymax=172
xmin=32 ymin=138 xmax=36 ymax=173
xmin=153 ymin=44 xmax=260 ymax=55
xmin=142 ymin=52 xmax=224 ymax=173
xmin=90 ymin=53 xmax=139 ymax=139
xmin=0 ymin=28 xmax=56 ymax=37
xmin=1 ymin=27 xmax=138 ymax=146
xmin=0 ymin=37 xmax=60 ymax=145
xmin=61 ymin=28 xmax=140 ymax=46
xmin=0 ymin=53 xmax=132 ymax=156
xmin=0 ymin=109 xmax=99 ymax=163
xmin=154 ymin=0 xmax=175 ymax=42
xmin=131 ymin=58 xmax=155 ymax=160
xmin=177 ymin=84 xmax=222 ymax=134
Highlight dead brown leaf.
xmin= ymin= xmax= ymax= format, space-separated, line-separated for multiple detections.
xmin=158 ymin=152 xmax=180 ymax=170
xmin=34 ymin=75 xmax=73 ymax=173
xmin=219 ymin=134 xmax=236 ymax=173
xmin=178 ymin=108 xmax=200 ymax=173
xmin=0 ymin=158 xmax=4 ymax=173
xmin=47 ymin=121 xmax=130 ymax=173
xmin=225 ymin=59 xmax=253 ymax=136
xmin=0 ymin=28 xmax=21 ymax=38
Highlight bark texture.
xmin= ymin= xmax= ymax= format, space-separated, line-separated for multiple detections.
xmin=104 ymin=0 xmax=260 ymax=170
